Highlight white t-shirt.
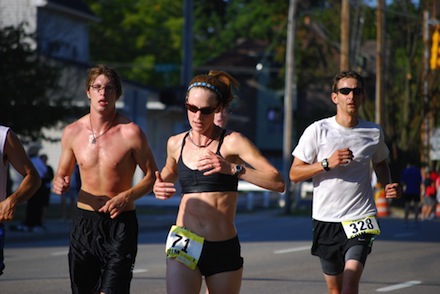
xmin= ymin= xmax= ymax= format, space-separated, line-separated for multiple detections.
xmin=292 ymin=116 xmax=389 ymax=222
xmin=0 ymin=126 xmax=10 ymax=202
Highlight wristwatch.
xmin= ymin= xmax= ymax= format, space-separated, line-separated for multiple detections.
xmin=321 ymin=158 xmax=330 ymax=171
xmin=234 ymin=165 xmax=243 ymax=177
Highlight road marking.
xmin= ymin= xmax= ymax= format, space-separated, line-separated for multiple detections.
xmin=376 ymin=280 xmax=422 ymax=292
xmin=133 ymin=269 xmax=148 ymax=274
xmin=274 ymin=245 xmax=310 ymax=254
xmin=51 ymin=250 xmax=69 ymax=256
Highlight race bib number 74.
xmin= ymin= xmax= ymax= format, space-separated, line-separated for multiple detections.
xmin=342 ymin=216 xmax=381 ymax=239
xmin=165 ymin=225 xmax=204 ymax=270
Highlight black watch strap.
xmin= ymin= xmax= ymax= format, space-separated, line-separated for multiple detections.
xmin=321 ymin=158 xmax=330 ymax=171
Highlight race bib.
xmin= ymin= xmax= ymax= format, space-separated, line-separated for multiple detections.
xmin=342 ymin=216 xmax=381 ymax=239
xmin=165 ymin=225 xmax=204 ymax=270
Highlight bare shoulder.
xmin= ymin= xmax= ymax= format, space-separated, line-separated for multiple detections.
xmin=115 ymin=114 xmax=148 ymax=146
xmin=223 ymin=129 xmax=249 ymax=145
xmin=167 ymin=132 xmax=186 ymax=149
xmin=62 ymin=115 xmax=88 ymax=138
xmin=166 ymin=132 xmax=187 ymax=158
xmin=119 ymin=115 xmax=143 ymax=135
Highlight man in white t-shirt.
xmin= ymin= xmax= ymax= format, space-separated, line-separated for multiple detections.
xmin=289 ymin=70 xmax=401 ymax=294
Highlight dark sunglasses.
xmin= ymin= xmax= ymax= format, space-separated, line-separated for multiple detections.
xmin=336 ymin=87 xmax=363 ymax=95
xmin=185 ymin=103 xmax=218 ymax=115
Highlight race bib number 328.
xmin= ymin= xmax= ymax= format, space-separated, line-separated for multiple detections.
xmin=342 ymin=216 xmax=381 ymax=239
xmin=165 ymin=225 xmax=204 ymax=270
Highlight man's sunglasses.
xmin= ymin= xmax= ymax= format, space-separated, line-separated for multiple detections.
xmin=185 ymin=103 xmax=218 ymax=115
xmin=336 ymin=87 xmax=363 ymax=95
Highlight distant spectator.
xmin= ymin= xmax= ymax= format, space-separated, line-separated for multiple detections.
xmin=400 ymin=161 xmax=422 ymax=224
xmin=421 ymin=169 xmax=436 ymax=221
xmin=60 ymin=164 xmax=80 ymax=220
xmin=39 ymin=154 xmax=54 ymax=225
xmin=13 ymin=146 xmax=50 ymax=232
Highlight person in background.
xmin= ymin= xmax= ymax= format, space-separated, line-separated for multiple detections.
xmin=60 ymin=164 xmax=80 ymax=220
xmin=289 ymin=70 xmax=401 ymax=294
xmin=0 ymin=126 xmax=41 ymax=275
xmin=153 ymin=70 xmax=285 ymax=294
xmin=400 ymin=161 xmax=422 ymax=225
xmin=214 ymin=106 xmax=230 ymax=128
xmin=421 ymin=169 xmax=436 ymax=221
xmin=53 ymin=64 xmax=157 ymax=294
xmin=14 ymin=145 xmax=49 ymax=232
xmin=39 ymin=154 xmax=54 ymax=227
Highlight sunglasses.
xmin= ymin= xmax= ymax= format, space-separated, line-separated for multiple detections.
xmin=185 ymin=103 xmax=218 ymax=115
xmin=336 ymin=87 xmax=363 ymax=95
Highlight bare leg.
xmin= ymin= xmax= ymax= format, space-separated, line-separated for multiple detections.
xmin=166 ymin=258 xmax=203 ymax=294
xmin=323 ymin=273 xmax=343 ymax=294
xmin=205 ymin=268 xmax=243 ymax=294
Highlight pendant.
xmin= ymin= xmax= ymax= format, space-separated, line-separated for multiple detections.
xmin=90 ymin=134 xmax=97 ymax=144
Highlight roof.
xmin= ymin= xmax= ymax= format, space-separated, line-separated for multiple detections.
xmin=39 ymin=0 xmax=99 ymax=22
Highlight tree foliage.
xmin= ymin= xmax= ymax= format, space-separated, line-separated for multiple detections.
xmin=82 ymin=0 xmax=438 ymax=168
xmin=0 ymin=23 xmax=71 ymax=142
xmin=84 ymin=0 xmax=183 ymax=87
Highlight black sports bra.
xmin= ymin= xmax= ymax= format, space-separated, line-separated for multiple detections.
xmin=177 ymin=129 xmax=239 ymax=194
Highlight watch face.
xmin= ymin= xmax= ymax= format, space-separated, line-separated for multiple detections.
xmin=322 ymin=159 xmax=329 ymax=171
xmin=235 ymin=165 xmax=243 ymax=176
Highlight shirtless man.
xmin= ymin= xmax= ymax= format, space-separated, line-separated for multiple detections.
xmin=0 ymin=126 xmax=41 ymax=275
xmin=53 ymin=65 xmax=157 ymax=294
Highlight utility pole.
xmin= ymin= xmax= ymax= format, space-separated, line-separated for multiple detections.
xmin=340 ymin=0 xmax=349 ymax=70
xmin=283 ymin=0 xmax=297 ymax=214
xmin=376 ymin=0 xmax=384 ymax=126
xmin=422 ymin=10 xmax=430 ymax=165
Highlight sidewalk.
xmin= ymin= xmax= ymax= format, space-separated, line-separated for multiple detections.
xmin=5 ymin=193 xmax=409 ymax=244
xmin=5 ymin=194 xmax=181 ymax=244
xmin=5 ymin=193 xmax=281 ymax=244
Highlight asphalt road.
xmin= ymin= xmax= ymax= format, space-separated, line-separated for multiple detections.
xmin=1 ymin=207 xmax=439 ymax=294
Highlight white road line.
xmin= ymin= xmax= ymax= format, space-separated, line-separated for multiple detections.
xmin=376 ymin=280 xmax=422 ymax=292
xmin=133 ymin=269 xmax=148 ymax=274
xmin=274 ymin=246 xmax=310 ymax=254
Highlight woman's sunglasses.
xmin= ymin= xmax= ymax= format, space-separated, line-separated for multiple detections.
xmin=336 ymin=87 xmax=363 ymax=95
xmin=185 ymin=103 xmax=218 ymax=115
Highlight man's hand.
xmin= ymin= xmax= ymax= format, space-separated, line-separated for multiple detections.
xmin=385 ymin=183 xmax=402 ymax=199
xmin=0 ymin=198 xmax=16 ymax=222
xmin=53 ymin=175 xmax=70 ymax=195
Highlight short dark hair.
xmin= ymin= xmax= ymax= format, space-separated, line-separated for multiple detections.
xmin=331 ymin=70 xmax=365 ymax=94
xmin=86 ymin=64 xmax=123 ymax=99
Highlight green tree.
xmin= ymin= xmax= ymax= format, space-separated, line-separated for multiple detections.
xmin=0 ymin=23 xmax=72 ymax=141
xmin=84 ymin=0 xmax=183 ymax=87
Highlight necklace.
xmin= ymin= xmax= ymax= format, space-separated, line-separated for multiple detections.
xmin=188 ymin=128 xmax=219 ymax=148
xmin=89 ymin=112 xmax=117 ymax=144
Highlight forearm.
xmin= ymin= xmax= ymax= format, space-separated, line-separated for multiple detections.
xmin=373 ymin=161 xmax=392 ymax=186
xmin=125 ymin=174 xmax=156 ymax=202
xmin=9 ymin=172 xmax=41 ymax=206
xmin=240 ymin=166 xmax=285 ymax=192
xmin=289 ymin=161 xmax=324 ymax=184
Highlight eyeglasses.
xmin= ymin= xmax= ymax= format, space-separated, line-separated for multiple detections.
xmin=90 ymin=84 xmax=116 ymax=93
xmin=185 ymin=103 xmax=218 ymax=115
xmin=336 ymin=87 xmax=363 ymax=95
